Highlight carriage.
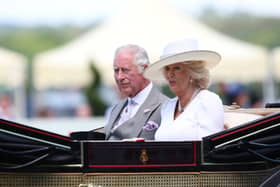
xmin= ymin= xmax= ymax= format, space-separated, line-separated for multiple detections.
xmin=0 ymin=106 xmax=279 ymax=187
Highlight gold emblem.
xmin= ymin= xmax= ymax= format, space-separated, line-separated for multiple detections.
xmin=139 ymin=148 xmax=149 ymax=164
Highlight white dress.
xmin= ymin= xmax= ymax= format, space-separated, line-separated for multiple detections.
xmin=155 ymin=90 xmax=224 ymax=141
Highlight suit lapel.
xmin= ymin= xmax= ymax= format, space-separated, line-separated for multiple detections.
xmin=106 ymin=85 xmax=165 ymax=139
xmin=129 ymin=86 xmax=162 ymax=137
xmin=105 ymin=99 xmax=127 ymax=138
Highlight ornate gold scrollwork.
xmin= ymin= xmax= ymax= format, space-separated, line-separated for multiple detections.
xmin=139 ymin=148 xmax=149 ymax=164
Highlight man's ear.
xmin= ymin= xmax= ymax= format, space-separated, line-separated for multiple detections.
xmin=141 ymin=64 xmax=148 ymax=73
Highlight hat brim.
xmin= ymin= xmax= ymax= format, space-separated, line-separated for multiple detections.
xmin=144 ymin=50 xmax=221 ymax=81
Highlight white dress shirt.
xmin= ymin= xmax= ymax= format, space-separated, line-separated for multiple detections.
xmin=117 ymin=82 xmax=153 ymax=126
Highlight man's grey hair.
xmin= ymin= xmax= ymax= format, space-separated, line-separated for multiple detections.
xmin=115 ymin=44 xmax=150 ymax=73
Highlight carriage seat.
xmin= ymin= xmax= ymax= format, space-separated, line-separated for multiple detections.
xmin=223 ymin=104 xmax=280 ymax=129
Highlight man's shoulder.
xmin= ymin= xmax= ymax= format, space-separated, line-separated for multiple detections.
xmin=151 ymin=84 xmax=168 ymax=96
xmin=150 ymin=87 xmax=168 ymax=100
xmin=109 ymin=99 xmax=126 ymax=112
xmin=146 ymin=86 xmax=168 ymax=105
xmin=158 ymin=92 xmax=169 ymax=101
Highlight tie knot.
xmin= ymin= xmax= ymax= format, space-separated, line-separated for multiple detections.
xmin=128 ymin=98 xmax=137 ymax=106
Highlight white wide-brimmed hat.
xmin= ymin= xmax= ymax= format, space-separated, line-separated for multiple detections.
xmin=144 ymin=39 xmax=221 ymax=81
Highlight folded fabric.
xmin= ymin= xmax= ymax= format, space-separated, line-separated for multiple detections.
xmin=143 ymin=121 xmax=159 ymax=131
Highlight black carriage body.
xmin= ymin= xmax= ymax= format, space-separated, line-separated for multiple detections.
xmin=202 ymin=112 xmax=280 ymax=171
xmin=83 ymin=141 xmax=200 ymax=172
xmin=0 ymin=112 xmax=279 ymax=173
xmin=0 ymin=118 xmax=81 ymax=172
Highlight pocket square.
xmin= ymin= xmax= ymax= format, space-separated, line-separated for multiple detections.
xmin=144 ymin=109 xmax=151 ymax=113
xmin=143 ymin=121 xmax=159 ymax=131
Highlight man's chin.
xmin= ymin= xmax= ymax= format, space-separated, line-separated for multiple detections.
xmin=120 ymin=89 xmax=131 ymax=97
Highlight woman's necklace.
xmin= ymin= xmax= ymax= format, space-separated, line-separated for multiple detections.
xmin=178 ymin=88 xmax=201 ymax=113
xmin=178 ymin=101 xmax=184 ymax=113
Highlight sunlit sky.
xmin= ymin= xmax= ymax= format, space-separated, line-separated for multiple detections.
xmin=0 ymin=0 xmax=279 ymax=26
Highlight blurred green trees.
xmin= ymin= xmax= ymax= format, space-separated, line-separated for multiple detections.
xmin=84 ymin=62 xmax=108 ymax=116
xmin=199 ymin=10 xmax=280 ymax=49
xmin=0 ymin=25 xmax=90 ymax=57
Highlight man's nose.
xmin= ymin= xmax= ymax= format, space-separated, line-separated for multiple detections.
xmin=116 ymin=70 xmax=125 ymax=80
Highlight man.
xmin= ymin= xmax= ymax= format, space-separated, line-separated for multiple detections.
xmin=104 ymin=44 xmax=168 ymax=140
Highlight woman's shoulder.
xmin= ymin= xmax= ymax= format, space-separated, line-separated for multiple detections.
xmin=196 ymin=89 xmax=223 ymax=106
xmin=198 ymin=89 xmax=220 ymax=99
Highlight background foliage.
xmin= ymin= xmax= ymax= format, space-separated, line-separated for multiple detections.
xmin=199 ymin=9 xmax=280 ymax=49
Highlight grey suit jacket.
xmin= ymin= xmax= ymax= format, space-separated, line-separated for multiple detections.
xmin=105 ymin=85 xmax=168 ymax=140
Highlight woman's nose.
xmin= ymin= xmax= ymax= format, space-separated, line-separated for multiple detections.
xmin=166 ymin=70 xmax=174 ymax=78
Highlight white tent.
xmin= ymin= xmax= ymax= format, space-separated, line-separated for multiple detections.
xmin=272 ymin=47 xmax=280 ymax=81
xmin=0 ymin=47 xmax=26 ymax=87
xmin=0 ymin=47 xmax=27 ymax=117
xmin=34 ymin=0 xmax=268 ymax=90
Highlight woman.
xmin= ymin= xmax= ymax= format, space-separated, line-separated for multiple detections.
xmin=144 ymin=39 xmax=224 ymax=141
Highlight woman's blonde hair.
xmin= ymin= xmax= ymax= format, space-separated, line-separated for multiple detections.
xmin=185 ymin=61 xmax=210 ymax=89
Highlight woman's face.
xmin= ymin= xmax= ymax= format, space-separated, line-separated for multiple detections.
xmin=163 ymin=62 xmax=191 ymax=95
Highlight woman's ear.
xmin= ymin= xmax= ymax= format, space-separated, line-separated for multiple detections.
xmin=189 ymin=77 xmax=193 ymax=83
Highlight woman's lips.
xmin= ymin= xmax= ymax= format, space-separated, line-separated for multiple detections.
xmin=169 ymin=80 xmax=176 ymax=86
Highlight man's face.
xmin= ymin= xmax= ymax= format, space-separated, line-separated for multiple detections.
xmin=113 ymin=51 xmax=146 ymax=97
